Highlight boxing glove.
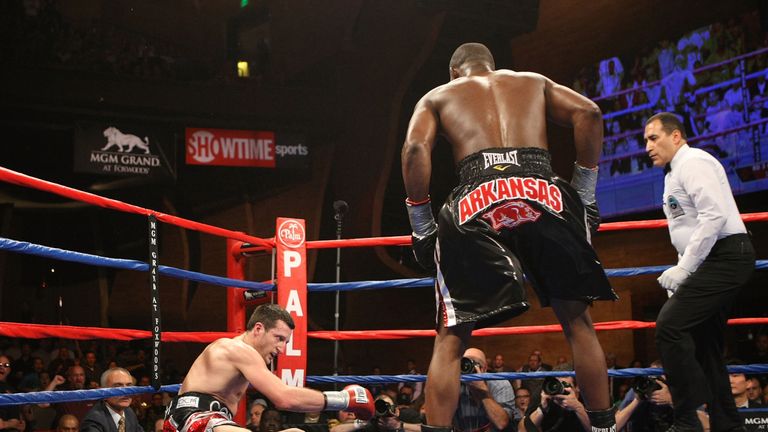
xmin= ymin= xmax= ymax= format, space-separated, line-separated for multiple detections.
xmin=570 ymin=163 xmax=601 ymax=235
xmin=323 ymin=385 xmax=375 ymax=420
xmin=411 ymin=230 xmax=437 ymax=272
xmin=406 ymin=197 xmax=438 ymax=272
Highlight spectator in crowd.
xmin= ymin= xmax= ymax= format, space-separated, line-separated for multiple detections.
xmin=658 ymin=40 xmax=676 ymax=78
xmin=46 ymin=365 xmax=97 ymax=421
xmin=490 ymin=354 xmax=506 ymax=373
xmin=153 ymin=418 xmax=164 ymax=432
xmin=248 ymin=398 xmax=269 ymax=432
xmin=398 ymin=360 xmax=423 ymax=402
xmin=143 ymin=392 xmax=166 ymax=432
xmin=514 ymin=352 xmax=551 ymax=407
xmin=745 ymin=334 xmax=768 ymax=366
xmin=747 ymin=377 xmax=764 ymax=406
xmin=125 ymin=349 xmax=150 ymax=380
xmin=260 ymin=408 xmax=303 ymax=432
xmin=334 ymin=410 xmax=358 ymax=426
xmin=731 ymin=368 xmax=763 ymax=408
xmin=284 ymin=406 xmax=330 ymax=432
xmin=513 ymin=388 xmax=531 ymax=421
xmin=455 ymin=348 xmax=516 ymax=431
xmin=366 ymin=367 xmax=385 ymax=398
xmin=56 ymin=414 xmax=79 ymax=432
xmin=48 ymin=347 xmax=75 ymax=378
xmin=83 ymin=351 xmax=104 ymax=389
xmin=9 ymin=342 xmax=35 ymax=388
xmin=597 ymin=57 xmax=624 ymax=97
xmin=81 ymin=368 xmax=144 ymax=432
xmin=531 ymin=350 xmax=553 ymax=372
xmin=0 ymin=355 xmax=26 ymax=432
xmin=661 ymin=55 xmax=696 ymax=106
xmin=17 ymin=356 xmax=45 ymax=392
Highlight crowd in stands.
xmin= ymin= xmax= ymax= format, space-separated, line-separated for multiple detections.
xmin=571 ymin=13 xmax=768 ymax=180
xmin=1 ymin=336 xmax=766 ymax=431
xmin=0 ymin=0 xmax=271 ymax=82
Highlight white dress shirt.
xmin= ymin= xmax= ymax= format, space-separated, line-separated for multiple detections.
xmin=106 ymin=404 xmax=124 ymax=429
xmin=663 ymin=144 xmax=746 ymax=273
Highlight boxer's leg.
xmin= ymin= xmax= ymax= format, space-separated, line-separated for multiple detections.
xmin=424 ymin=320 xmax=473 ymax=428
xmin=551 ymin=298 xmax=615 ymax=431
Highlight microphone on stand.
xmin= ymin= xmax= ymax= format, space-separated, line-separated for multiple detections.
xmin=333 ymin=200 xmax=349 ymax=223
xmin=332 ymin=200 xmax=348 ymax=384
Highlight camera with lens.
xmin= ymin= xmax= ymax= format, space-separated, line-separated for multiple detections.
xmin=460 ymin=357 xmax=480 ymax=374
xmin=542 ymin=376 xmax=572 ymax=396
xmin=632 ymin=376 xmax=662 ymax=399
xmin=374 ymin=399 xmax=397 ymax=418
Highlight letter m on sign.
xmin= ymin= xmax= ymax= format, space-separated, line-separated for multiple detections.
xmin=275 ymin=217 xmax=308 ymax=387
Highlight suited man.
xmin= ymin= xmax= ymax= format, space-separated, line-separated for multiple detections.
xmin=81 ymin=368 xmax=144 ymax=432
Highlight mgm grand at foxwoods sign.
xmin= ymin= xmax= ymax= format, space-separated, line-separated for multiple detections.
xmin=74 ymin=123 xmax=174 ymax=179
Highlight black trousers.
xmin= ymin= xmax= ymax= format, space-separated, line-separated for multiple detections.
xmin=656 ymin=233 xmax=755 ymax=431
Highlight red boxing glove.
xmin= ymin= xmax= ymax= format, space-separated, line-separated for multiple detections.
xmin=323 ymin=385 xmax=374 ymax=420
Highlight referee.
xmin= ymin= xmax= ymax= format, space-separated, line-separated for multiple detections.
xmin=643 ymin=112 xmax=755 ymax=432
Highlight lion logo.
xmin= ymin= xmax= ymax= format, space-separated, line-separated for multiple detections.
xmin=101 ymin=126 xmax=150 ymax=154
xmin=481 ymin=200 xmax=541 ymax=230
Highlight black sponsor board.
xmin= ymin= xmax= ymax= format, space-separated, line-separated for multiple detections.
xmin=74 ymin=122 xmax=176 ymax=179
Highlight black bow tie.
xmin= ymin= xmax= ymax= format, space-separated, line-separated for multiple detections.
xmin=664 ymin=163 xmax=672 ymax=174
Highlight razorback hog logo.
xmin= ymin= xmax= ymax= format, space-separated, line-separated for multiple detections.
xmin=482 ymin=201 xmax=541 ymax=230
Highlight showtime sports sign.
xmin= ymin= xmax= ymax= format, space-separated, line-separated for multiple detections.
xmin=185 ymin=127 xmax=309 ymax=169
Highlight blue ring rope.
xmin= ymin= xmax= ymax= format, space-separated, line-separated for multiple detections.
xmin=2 ymin=365 xmax=768 ymax=406
xmin=1 ymin=237 xmax=765 ymax=293
xmin=0 ymin=237 xmax=274 ymax=291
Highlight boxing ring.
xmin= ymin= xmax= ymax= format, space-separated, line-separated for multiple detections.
xmin=0 ymin=165 xmax=767 ymax=425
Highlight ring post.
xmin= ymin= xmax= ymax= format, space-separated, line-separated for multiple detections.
xmin=226 ymin=238 xmax=247 ymax=425
xmin=275 ymin=218 xmax=308 ymax=388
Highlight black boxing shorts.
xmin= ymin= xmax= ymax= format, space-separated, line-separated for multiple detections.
xmin=164 ymin=392 xmax=238 ymax=432
xmin=435 ymin=147 xmax=617 ymax=329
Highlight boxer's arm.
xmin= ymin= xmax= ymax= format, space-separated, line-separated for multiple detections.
xmin=402 ymin=96 xmax=438 ymax=202
xmin=543 ymin=77 xmax=603 ymax=168
xmin=232 ymin=343 xmax=326 ymax=412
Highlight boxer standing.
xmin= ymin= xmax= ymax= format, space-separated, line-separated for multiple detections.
xmin=401 ymin=42 xmax=618 ymax=432
xmin=644 ymin=112 xmax=755 ymax=432
xmin=164 ymin=304 xmax=374 ymax=432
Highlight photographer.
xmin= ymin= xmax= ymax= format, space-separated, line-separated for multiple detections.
xmin=455 ymin=348 xmax=517 ymax=432
xmin=518 ymin=364 xmax=641 ymax=432
xmin=616 ymin=360 xmax=716 ymax=431
xmin=520 ymin=373 xmax=591 ymax=432
xmin=330 ymin=395 xmax=421 ymax=432
xmin=617 ymin=375 xmax=673 ymax=432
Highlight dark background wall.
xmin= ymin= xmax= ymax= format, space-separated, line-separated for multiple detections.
xmin=0 ymin=0 xmax=765 ymax=375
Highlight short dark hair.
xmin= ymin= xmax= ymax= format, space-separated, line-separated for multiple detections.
xmin=646 ymin=112 xmax=687 ymax=139
xmin=246 ymin=303 xmax=295 ymax=331
xmin=449 ymin=43 xmax=495 ymax=70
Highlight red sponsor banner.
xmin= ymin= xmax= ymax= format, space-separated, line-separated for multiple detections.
xmin=275 ymin=218 xmax=308 ymax=387
xmin=185 ymin=128 xmax=276 ymax=167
